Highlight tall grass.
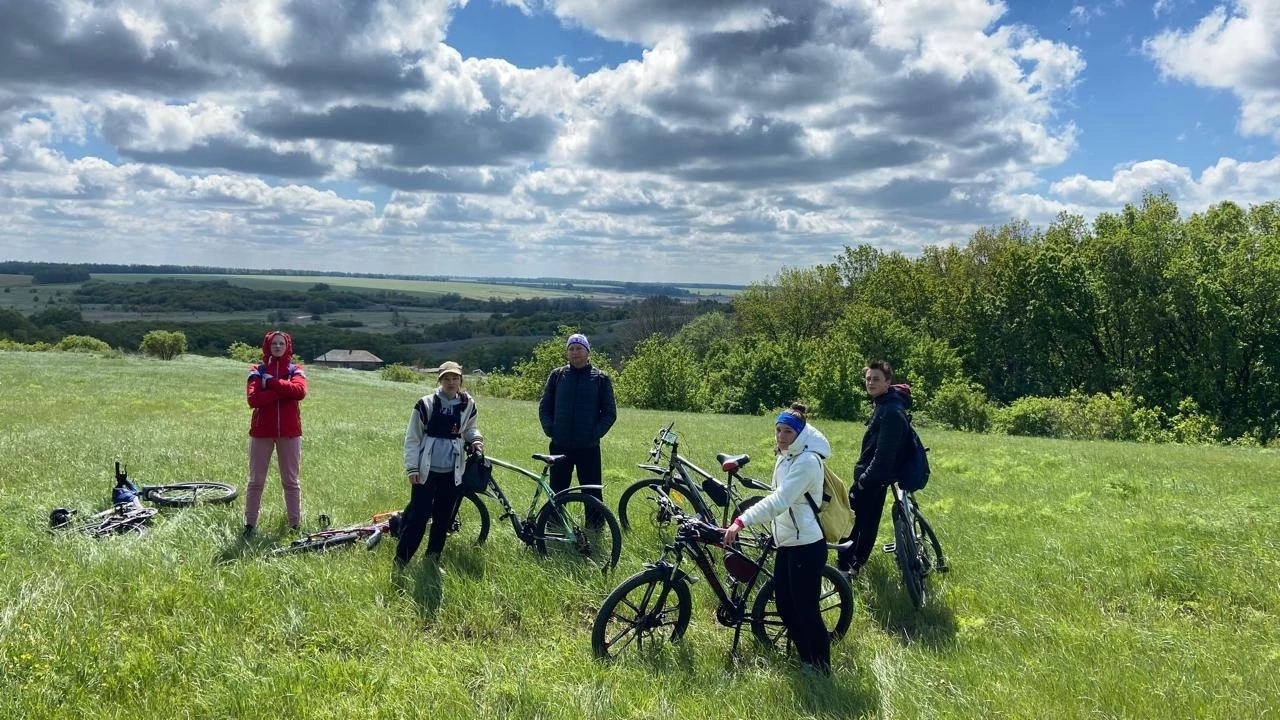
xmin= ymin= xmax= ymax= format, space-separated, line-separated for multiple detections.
xmin=1 ymin=351 xmax=1277 ymax=719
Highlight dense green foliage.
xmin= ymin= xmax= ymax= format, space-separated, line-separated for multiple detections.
xmin=3 ymin=352 xmax=1277 ymax=719
xmin=4 ymin=194 xmax=1278 ymax=443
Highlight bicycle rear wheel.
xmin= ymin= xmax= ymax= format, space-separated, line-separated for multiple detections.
xmin=534 ymin=492 xmax=623 ymax=570
xmin=272 ymin=531 xmax=361 ymax=555
xmin=591 ymin=567 xmax=693 ymax=660
xmin=449 ymin=492 xmax=490 ymax=545
xmin=750 ymin=564 xmax=853 ymax=651
xmin=892 ymin=505 xmax=927 ymax=608
xmin=143 ymin=482 xmax=238 ymax=507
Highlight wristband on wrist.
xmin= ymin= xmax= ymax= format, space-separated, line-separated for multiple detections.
xmin=731 ymin=518 xmax=745 ymax=530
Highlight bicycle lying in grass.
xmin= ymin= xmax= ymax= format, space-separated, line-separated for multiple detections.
xmin=48 ymin=461 xmax=239 ymax=537
xmin=883 ymin=480 xmax=948 ymax=608
xmin=616 ymin=421 xmax=771 ymax=533
xmin=272 ymin=491 xmax=492 ymax=555
xmin=592 ymin=486 xmax=853 ymax=661
xmin=476 ymin=452 xmax=623 ymax=570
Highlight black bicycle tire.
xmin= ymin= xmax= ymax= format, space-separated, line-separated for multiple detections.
xmin=618 ymin=477 xmax=698 ymax=531
xmin=750 ymin=564 xmax=854 ymax=651
xmin=271 ymin=531 xmax=361 ymax=555
xmin=534 ymin=492 xmax=623 ymax=570
xmin=914 ymin=509 xmax=947 ymax=575
xmin=893 ymin=506 xmax=926 ymax=608
xmin=450 ymin=491 xmax=491 ymax=545
xmin=143 ymin=482 xmax=239 ymax=507
xmin=591 ymin=567 xmax=693 ymax=660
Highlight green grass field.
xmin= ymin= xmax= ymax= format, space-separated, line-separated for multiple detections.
xmin=2 ymin=351 xmax=1277 ymax=719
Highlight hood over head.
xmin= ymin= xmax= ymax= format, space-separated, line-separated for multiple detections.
xmin=261 ymin=331 xmax=293 ymax=364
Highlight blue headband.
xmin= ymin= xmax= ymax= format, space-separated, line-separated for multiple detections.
xmin=775 ymin=412 xmax=806 ymax=434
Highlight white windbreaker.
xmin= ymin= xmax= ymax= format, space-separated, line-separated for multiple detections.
xmin=736 ymin=423 xmax=829 ymax=547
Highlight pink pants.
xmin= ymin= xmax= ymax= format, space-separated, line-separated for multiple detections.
xmin=246 ymin=436 xmax=302 ymax=527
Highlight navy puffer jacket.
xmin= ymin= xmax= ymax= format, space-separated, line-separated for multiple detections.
xmin=538 ymin=363 xmax=617 ymax=448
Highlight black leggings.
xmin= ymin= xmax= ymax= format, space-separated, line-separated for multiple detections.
xmin=395 ymin=470 xmax=459 ymax=563
xmin=773 ymin=539 xmax=831 ymax=672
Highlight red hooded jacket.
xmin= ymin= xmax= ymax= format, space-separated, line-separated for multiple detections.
xmin=246 ymin=331 xmax=307 ymax=438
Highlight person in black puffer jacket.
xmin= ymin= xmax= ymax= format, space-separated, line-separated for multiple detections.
xmin=538 ymin=333 xmax=617 ymax=526
xmin=837 ymin=359 xmax=912 ymax=576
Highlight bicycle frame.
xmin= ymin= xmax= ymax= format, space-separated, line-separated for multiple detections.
xmin=638 ymin=422 xmax=769 ymax=526
xmin=643 ymin=491 xmax=777 ymax=652
xmin=483 ymin=454 xmax=603 ymax=546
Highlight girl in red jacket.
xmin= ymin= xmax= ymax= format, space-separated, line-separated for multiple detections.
xmin=244 ymin=331 xmax=307 ymax=536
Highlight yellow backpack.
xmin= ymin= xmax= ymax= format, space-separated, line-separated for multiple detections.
xmin=803 ymin=455 xmax=854 ymax=542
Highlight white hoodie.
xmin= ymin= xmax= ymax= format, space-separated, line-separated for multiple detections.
xmin=736 ymin=423 xmax=830 ymax=546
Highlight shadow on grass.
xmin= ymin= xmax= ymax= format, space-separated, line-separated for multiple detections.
xmin=788 ymin=663 xmax=881 ymax=719
xmin=212 ymin=522 xmax=298 ymax=564
xmin=393 ymin=561 xmax=444 ymax=621
xmin=862 ymin=561 xmax=958 ymax=649
xmin=444 ymin=541 xmax=487 ymax=579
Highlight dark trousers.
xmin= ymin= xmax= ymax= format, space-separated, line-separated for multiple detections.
xmin=547 ymin=442 xmax=604 ymax=526
xmin=774 ymin=540 xmax=831 ymax=672
xmin=839 ymin=481 xmax=890 ymax=571
xmin=395 ymin=470 xmax=459 ymax=563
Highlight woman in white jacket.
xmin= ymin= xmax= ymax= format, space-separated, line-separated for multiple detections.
xmin=723 ymin=402 xmax=831 ymax=674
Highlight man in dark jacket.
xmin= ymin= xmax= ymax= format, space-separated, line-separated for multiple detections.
xmin=837 ymin=359 xmax=912 ymax=577
xmin=538 ymin=333 xmax=617 ymax=525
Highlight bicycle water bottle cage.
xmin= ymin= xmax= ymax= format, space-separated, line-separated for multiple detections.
xmin=701 ymin=479 xmax=729 ymax=507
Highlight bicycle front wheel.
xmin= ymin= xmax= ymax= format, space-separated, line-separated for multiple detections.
xmin=271 ymin=532 xmax=361 ymax=555
xmin=591 ymin=567 xmax=692 ymax=660
xmin=915 ymin=508 xmax=947 ymax=577
xmin=143 ymin=482 xmax=238 ymax=507
xmin=449 ymin=492 xmax=491 ymax=545
xmin=750 ymin=564 xmax=854 ymax=652
xmin=893 ymin=505 xmax=927 ymax=608
xmin=617 ymin=478 xmax=699 ymax=532
xmin=534 ymin=492 xmax=623 ymax=570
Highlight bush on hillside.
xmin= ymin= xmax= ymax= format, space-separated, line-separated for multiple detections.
xmin=931 ymin=378 xmax=993 ymax=432
xmin=380 ymin=363 xmax=421 ymax=383
xmin=227 ymin=341 xmax=260 ymax=364
xmin=139 ymin=330 xmax=188 ymax=360
xmin=615 ymin=335 xmax=706 ymax=412
xmin=55 ymin=335 xmax=112 ymax=353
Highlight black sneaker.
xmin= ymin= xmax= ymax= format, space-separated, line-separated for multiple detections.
xmin=242 ymin=524 xmax=254 ymax=539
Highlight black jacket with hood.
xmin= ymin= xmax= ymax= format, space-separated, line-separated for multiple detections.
xmin=854 ymin=383 xmax=912 ymax=488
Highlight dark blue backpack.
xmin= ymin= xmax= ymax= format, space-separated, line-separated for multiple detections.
xmin=899 ymin=418 xmax=931 ymax=492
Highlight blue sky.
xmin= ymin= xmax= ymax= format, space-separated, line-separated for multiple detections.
xmin=2 ymin=0 xmax=1278 ymax=283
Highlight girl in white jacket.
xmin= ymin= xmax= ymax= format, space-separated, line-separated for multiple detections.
xmin=724 ymin=402 xmax=831 ymax=674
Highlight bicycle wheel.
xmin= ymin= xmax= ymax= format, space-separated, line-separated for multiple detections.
xmin=617 ymin=478 xmax=698 ymax=531
xmin=449 ymin=492 xmax=490 ymax=545
xmin=750 ymin=564 xmax=854 ymax=651
xmin=893 ymin=505 xmax=927 ymax=608
xmin=271 ymin=531 xmax=361 ymax=555
xmin=143 ymin=482 xmax=238 ymax=507
xmin=534 ymin=492 xmax=623 ymax=570
xmin=591 ymin=567 xmax=693 ymax=660
xmin=914 ymin=508 xmax=947 ymax=576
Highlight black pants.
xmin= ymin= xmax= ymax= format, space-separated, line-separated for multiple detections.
xmin=547 ymin=442 xmax=604 ymax=527
xmin=395 ymin=470 xmax=459 ymax=563
xmin=774 ymin=539 xmax=831 ymax=672
xmin=839 ymin=481 xmax=890 ymax=571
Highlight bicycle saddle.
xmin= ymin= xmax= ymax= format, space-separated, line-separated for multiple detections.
xmin=716 ymin=453 xmax=750 ymax=472
xmin=531 ymin=453 xmax=566 ymax=465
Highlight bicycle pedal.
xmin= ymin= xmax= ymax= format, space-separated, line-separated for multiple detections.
xmin=882 ymin=542 xmax=896 ymax=553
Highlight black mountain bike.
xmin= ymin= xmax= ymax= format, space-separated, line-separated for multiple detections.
xmin=883 ymin=481 xmax=947 ymax=608
xmin=592 ymin=487 xmax=853 ymax=660
xmin=616 ymin=421 xmax=770 ymax=533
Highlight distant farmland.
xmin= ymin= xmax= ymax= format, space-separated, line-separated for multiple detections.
xmin=88 ymin=273 xmax=588 ymax=301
